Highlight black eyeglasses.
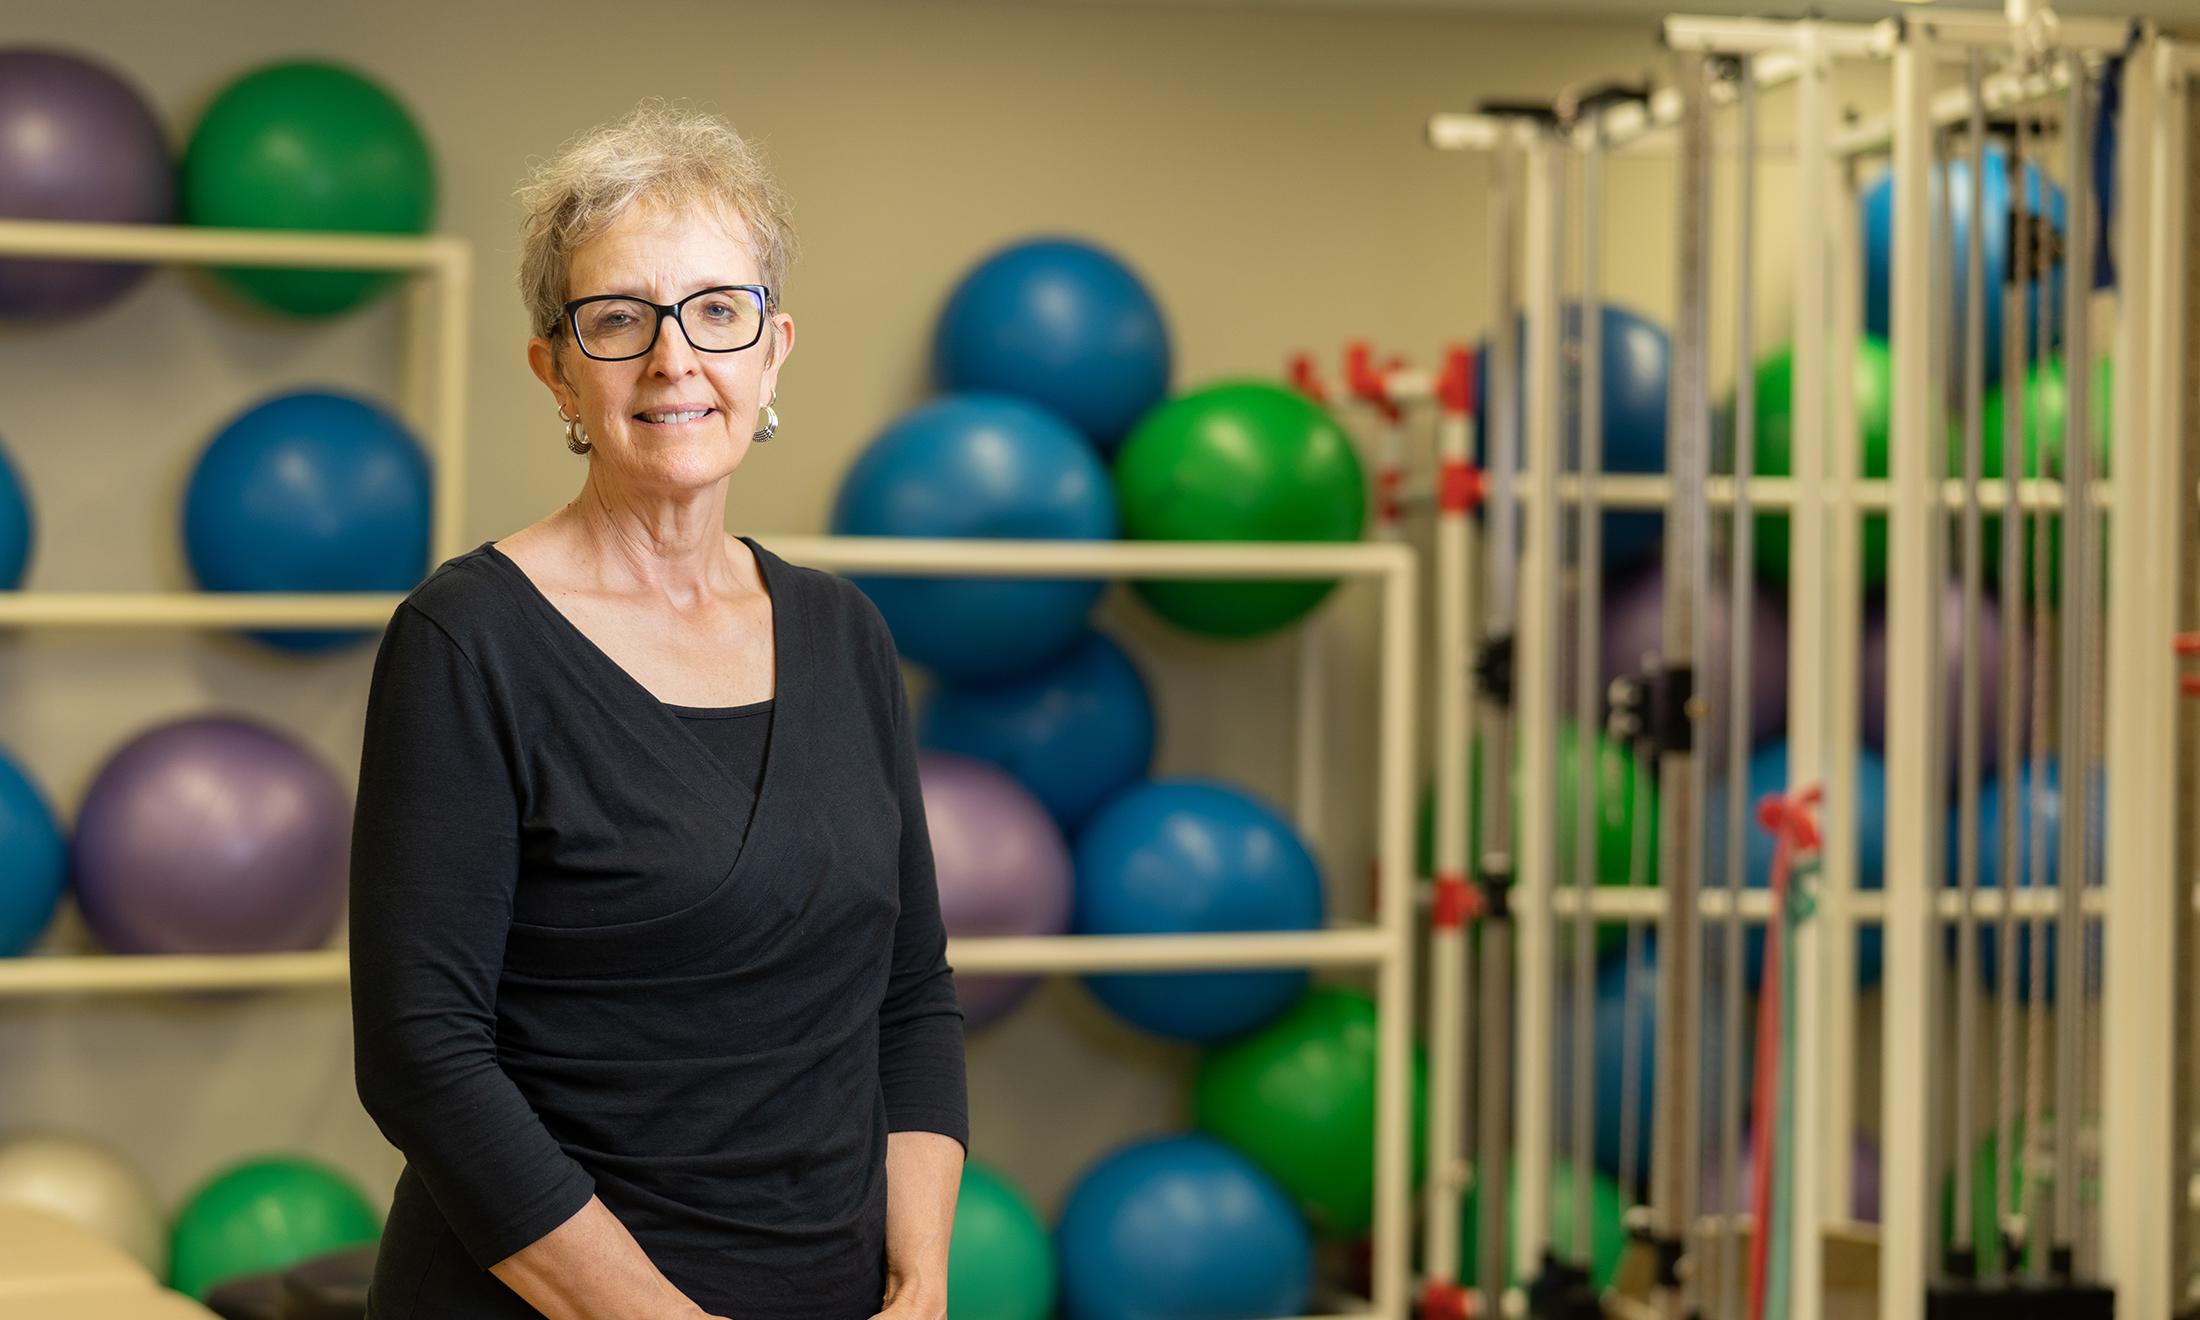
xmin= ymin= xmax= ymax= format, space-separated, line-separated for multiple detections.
xmin=560 ymin=284 xmax=773 ymax=362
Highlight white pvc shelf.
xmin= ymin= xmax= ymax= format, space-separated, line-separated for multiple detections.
xmin=0 ymin=218 xmax=462 ymax=270
xmin=0 ymin=593 xmax=405 ymax=628
xmin=0 ymin=928 xmax=1396 ymax=998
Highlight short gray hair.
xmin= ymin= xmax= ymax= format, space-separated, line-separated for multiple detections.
xmin=515 ymin=100 xmax=798 ymax=341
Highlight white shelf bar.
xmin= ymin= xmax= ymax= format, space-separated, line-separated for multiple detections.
xmin=1393 ymin=472 xmax=2119 ymax=514
xmin=0 ymin=593 xmax=406 ymax=628
xmin=0 ymin=219 xmax=465 ymax=270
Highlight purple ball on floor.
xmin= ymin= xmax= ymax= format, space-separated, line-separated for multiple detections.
xmin=1862 ymin=581 xmax=2011 ymax=783
xmin=916 ymin=751 xmax=1072 ymax=1031
xmin=73 ymin=716 xmax=349 ymax=955
xmin=1600 ymin=557 xmax=1789 ymax=760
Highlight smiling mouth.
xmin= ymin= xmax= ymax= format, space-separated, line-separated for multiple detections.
xmin=633 ymin=408 xmax=717 ymax=427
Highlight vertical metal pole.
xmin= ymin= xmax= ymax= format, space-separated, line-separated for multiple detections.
xmin=1882 ymin=26 xmax=1943 ymax=1319
xmin=1512 ymin=126 xmax=1564 ymax=1294
xmin=1652 ymin=50 xmax=1712 ymax=1320
xmin=2101 ymin=35 xmax=2178 ymax=1318
xmin=1375 ymin=540 xmax=1420 ymax=1318
xmin=1570 ymin=115 xmax=1607 ymax=1275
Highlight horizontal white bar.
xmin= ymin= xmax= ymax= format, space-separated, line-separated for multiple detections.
xmin=1392 ymin=473 xmax=2117 ymax=513
xmin=0 ymin=593 xmax=404 ymax=628
xmin=0 ymin=929 xmax=1398 ymax=998
xmin=1529 ymin=884 xmax=2108 ymax=923
xmin=1903 ymin=11 xmax=2137 ymax=55
xmin=1427 ymin=114 xmax=1533 ymax=152
xmin=767 ymin=535 xmax=1414 ymax=579
xmin=1661 ymin=16 xmax=1884 ymax=58
xmin=0 ymin=219 xmax=464 ymax=270
xmin=1835 ymin=62 xmax=2066 ymax=158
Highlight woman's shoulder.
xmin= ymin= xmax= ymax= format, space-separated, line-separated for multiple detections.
xmin=753 ymin=539 xmax=893 ymax=657
xmin=384 ymin=543 xmax=534 ymax=661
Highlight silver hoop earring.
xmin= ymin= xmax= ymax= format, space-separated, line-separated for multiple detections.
xmin=560 ymin=409 xmax=591 ymax=455
xmin=752 ymin=403 xmax=778 ymax=443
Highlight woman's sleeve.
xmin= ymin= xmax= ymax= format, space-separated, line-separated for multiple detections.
xmin=875 ymin=637 xmax=971 ymax=1151
xmin=349 ymin=603 xmax=597 ymax=1267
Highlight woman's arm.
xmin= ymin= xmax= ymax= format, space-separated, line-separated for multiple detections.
xmin=876 ymin=1131 xmax=964 ymax=1318
xmin=351 ymin=604 xmax=711 ymax=1318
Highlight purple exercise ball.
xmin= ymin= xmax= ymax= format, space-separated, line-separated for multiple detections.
xmin=1702 ymin=1129 xmax=1882 ymax=1224
xmin=73 ymin=716 xmax=349 ymax=955
xmin=1862 ymin=581 xmax=2009 ymax=783
xmin=917 ymin=751 xmax=1072 ymax=1030
xmin=0 ymin=48 xmax=174 ymax=317
xmin=1601 ymin=558 xmax=1789 ymax=759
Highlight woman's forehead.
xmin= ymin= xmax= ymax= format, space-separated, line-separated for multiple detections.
xmin=569 ymin=201 xmax=758 ymax=297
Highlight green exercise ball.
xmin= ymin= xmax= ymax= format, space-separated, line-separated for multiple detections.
xmin=1413 ymin=722 xmax=1658 ymax=957
xmin=947 ymin=1162 xmax=1054 ymax=1320
xmin=1975 ymin=356 xmax=2113 ymax=606
xmin=1941 ymin=1114 xmax=2096 ymax=1278
xmin=1114 ymin=380 xmax=1366 ymax=638
xmin=182 ymin=61 xmax=437 ymax=316
xmin=1458 ymin=1159 xmax=1627 ymax=1292
xmin=1749 ymin=336 xmax=1894 ymax=589
xmin=169 ymin=1155 xmax=379 ymax=1299
xmin=1192 ymin=985 xmax=1427 ymax=1238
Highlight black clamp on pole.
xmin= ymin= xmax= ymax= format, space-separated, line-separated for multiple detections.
xmin=1523 ymin=1251 xmax=1603 ymax=1320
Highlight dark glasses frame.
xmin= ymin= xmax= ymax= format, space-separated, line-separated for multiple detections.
xmin=559 ymin=284 xmax=774 ymax=362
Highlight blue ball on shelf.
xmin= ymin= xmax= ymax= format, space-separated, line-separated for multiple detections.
xmin=184 ymin=390 xmax=431 ymax=653
xmin=0 ymin=438 xmax=32 ymax=590
xmin=0 ymin=745 xmax=67 ymax=957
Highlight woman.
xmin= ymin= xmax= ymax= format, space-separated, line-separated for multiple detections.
xmin=348 ymin=103 xmax=967 ymax=1320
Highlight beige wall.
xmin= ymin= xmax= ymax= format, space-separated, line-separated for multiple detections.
xmin=0 ymin=0 xmax=1856 ymax=1242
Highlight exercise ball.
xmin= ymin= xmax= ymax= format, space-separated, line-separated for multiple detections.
xmin=1706 ymin=740 xmax=1887 ymax=992
xmin=920 ymin=630 xmax=1155 ymax=834
xmin=918 ymin=751 xmax=1072 ymax=1031
xmin=1557 ymin=942 xmax=1748 ymax=1183
xmin=933 ymin=237 xmax=1171 ymax=450
xmin=73 ymin=715 xmax=349 ymax=955
xmin=1962 ymin=758 xmax=2100 ymax=1003
xmin=0 ymin=746 xmax=66 ymax=956
xmin=1703 ymin=1129 xmax=1881 ymax=1224
xmin=1861 ymin=580 xmax=2012 ymax=784
xmin=0 ymin=49 xmax=173 ymax=317
xmin=1057 ymin=1134 xmax=1313 ymax=1320
xmin=1942 ymin=1114 xmax=2093 ymax=1277
xmin=1977 ymin=356 xmax=2115 ymax=606
xmin=1864 ymin=144 xmax=2066 ymax=384
xmin=184 ymin=390 xmax=432 ymax=652
xmin=1456 ymin=1159 xmax=1627 ymax=1292
xmin=948 ymin=1162 xmax=1054 ymax=1320
xmin=1192 ymin=986 xmax=1429 ymax=1238
xmin=832 ymin=394 xmax=1116 ymax=682
xmin=1748 ymin=337 xmax=1894 ymax=588
xmin=1114 ymin=380 xmax=1365 ymax=638
xmin=181 ymin=60 xmax=436 ymax=316
xmin=0 ymin=1132 xmax=166 ymax=1275
xmin=169 ymin=1156 xmax=378 ymax=1300
xmin=0 ymin=437 xmax=32 ymax=588
xmin=1600 ymin=556 xmax=1789 ymax=758
xmin=1072 ymin=777 xmax=1324 ymax=1043
xmin=1473 ymin=305 xmax=1670 ymax=571
xmin=1414 ymin=721 xmax=1658 ymax=959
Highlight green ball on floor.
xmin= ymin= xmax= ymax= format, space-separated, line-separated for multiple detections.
xmin=169 ymin=1155 xmax=378 ymax=1299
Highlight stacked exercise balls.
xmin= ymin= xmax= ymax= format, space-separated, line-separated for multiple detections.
xmin=1114 ymin=380 xmax=1366 ymax=637
xmin=933 ymin=238 xmax=1171 ymax=451
xmin=0 ymin=747 xmax=67 ymax=957
xmin=1056 ymin=1134 xmax=1314 ymax=1320
xmin=0 ymin=1131 xmax=167 ymax=1274
xmin=832 ymin=394 xmax=1116 ymax=681
xmin=0 ymin=437 xmax=33 ymax=588
xmin=169 ymin=1155 xmax=379 ymax=1300
xmin=917 ymin=752 xmax=1072 ymax=1030
xmin=181 ymin=60 xmax=436 ymax=316
xmin=947 ymin=1162 xmax=1054 ymax=1320
xmin=0 ymin=48 xmax=173 ymax=318
xmin=184 ymin=390 xmax=432 ymax=652
xmin=1745 ymin=335 xmax=1895 ymax=589
xmin=73 ymin=715 xmax=349 ymax=955
xmin=1072 ymin=777 xmax=1325 ymax=1043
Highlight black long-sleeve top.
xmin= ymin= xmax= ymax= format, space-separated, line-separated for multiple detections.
xmin=348 ymin=537 xmax=968 ymax=1319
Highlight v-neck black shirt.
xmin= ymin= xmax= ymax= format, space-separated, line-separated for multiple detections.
xmin=348 ymin=538 xmax=967 ymax=1320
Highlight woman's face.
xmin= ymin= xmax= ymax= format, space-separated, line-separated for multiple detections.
xmin=528 ymin=199 xmax=794 ymax=492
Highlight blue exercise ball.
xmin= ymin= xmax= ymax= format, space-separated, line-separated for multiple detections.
xmin=1473 ymin=304 xmax=1668 ymax=570
xmin=1072 ymin=778 xmax=1324 ymax=1043
xmin=933 ymin=237 xmax=1171 ymax=451
xmin=920 ymin=630 xmax=1155 ymax=834
xmin=184 ymin=390 xmax=430 ymax=653
xmin=0 ymin=746 xmax=67 ymax=957
xmin=1707 ymin=740 xmax=1888 ymax=992
xmin=832 ymin=394 xmax=1117 ymax=682
xmin=1557 ymin=941 xmax=1749 ymax=1184
xmin=1863 ymin=144 xmax=2067 ymax=385
xmin=1057 ymin=1134 xmax=1313 ymax=1320
xmin=0 ymin=438 xmax=31 ymax=588
xmin=1959 ymin=758 xmax=2099 ymax=1003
